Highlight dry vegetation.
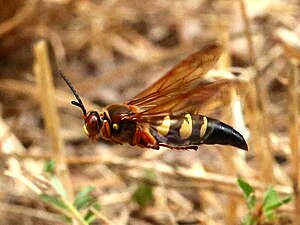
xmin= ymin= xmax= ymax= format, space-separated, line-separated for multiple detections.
xmin=0 ymin=0 xmax=300 ymax=224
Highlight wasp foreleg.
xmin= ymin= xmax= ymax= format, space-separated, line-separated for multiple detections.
xmin=101 ymin=120 xmax=123 ymax=144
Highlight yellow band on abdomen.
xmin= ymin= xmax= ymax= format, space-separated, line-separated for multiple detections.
xmin=200 ymin=116 xmax=208 ymax=138
xmin=179 ymin=114 xmax=193 ymax=139
xmin=157 ymin=116 xmax=171 ymax=136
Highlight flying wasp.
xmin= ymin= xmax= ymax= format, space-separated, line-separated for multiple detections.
xmin=60 ymin=43 xmax=248 ymax=151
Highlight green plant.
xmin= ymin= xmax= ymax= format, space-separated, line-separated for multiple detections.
xmin=238 ymin=178 xmax=292 ymax=225
xmin=41 ymin=160 xmax=101 ymax=225
xmin=132 ymin=171 xmax=156 ymax=207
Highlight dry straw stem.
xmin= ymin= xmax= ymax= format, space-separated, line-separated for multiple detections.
xmin=216 ymin=24 xmax=238 ymax=225
xmin=0 ymin=202 xmax=61 ymax=222
xmin=0 ymin=150 xmax=292 ymax=196
xmin=275 ymin=28 xmax=300 ymax=62
xmin=1 ymin=151 xmax=294 ymax=206
xmin=0 ymin=79 xmax=97 ymax=114
xmin=4 ymin=170 xmax=42 ymax=195
xmin=90 ymin=208 xmax=116 ymax=225
xmin=288 ymin=61 xmax=300 ymax=224
xmin=0 ymin=0 xmax=37 ymax=37
xmin=275 ymin=27 xmax=300 ymax=224
xmin=288 ymin=61 xmax=300 ymax=223
xmin=0 ymin=117 xmax=26 ymax=154
xmin=0 ymin=115 xmax=31 ymax=184
xmin=97 ymin=155 xmax=292 ymax=196
xmin=33 ymin=40 xmax=73 ymax=198
xmin=154 ymin=174 xmax=177 ymax=225
xmin=0 ymin=151 xmax=52 ymax=161
xmin=238 ymin=0 xmax=274 ymax=182
xmin=109 ymin=32 xmax=164 ymax=61
xmin=4 ymin=170 xmax=88 ymax=225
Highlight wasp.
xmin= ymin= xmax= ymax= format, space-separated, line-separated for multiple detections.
xmin=60 ymin=43 xmax=248 ymax=151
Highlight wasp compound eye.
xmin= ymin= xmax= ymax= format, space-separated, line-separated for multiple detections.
xmin=84 ymin=111 xmax=102 ymax=138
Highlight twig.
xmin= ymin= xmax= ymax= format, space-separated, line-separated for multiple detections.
xmin=33 ymin=40 xmax=74 ymax=199
xmin=1 ymin=152 xmax=293 ymax=196
xmin=0 ymin=0 xmax=37 ymax=37
xmin=216 ymin=22 xmax=239 ymax=225
xmin=288 ymin=60 xmax=300 ymax=225
xmin=4 ymin=170 xmax=89 ymax=225
xmin=91 ymin=208 xmax=116 ymax=225
xmin=0 ymin=202 xmax=61 ymax=222
xmin=276 ymin=27 xmax=300 ymax=225
xmin=238 ymin=0 xmax=274 ymax=182
xmin=4 ymin=170 xmax=42 ymax=195
xmin=0 ymin=79 xmax=98 ymax=111
xmin=99 ymin=155 xmax=293 ymax=196
xmin=0 ymin=117 xmax=26 ymax=153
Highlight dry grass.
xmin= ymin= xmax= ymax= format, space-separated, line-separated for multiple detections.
xmin=0 ymin=0 xmax=299 ymax=224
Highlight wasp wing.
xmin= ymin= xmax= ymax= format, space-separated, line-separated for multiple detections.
xmin=128 ymin=77 xmax=240 ymax=123
xmin=125 ymin=43 xmax=223 ymax=110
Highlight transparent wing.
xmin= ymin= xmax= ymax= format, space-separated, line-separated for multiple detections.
xmin=129 ymin=78 xmax=240 ymax=123
xmin=125 ymin=43 xmax=223 ymax=111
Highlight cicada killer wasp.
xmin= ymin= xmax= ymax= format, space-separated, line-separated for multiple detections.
xmin=60 ymin=43 xmax=248 ymax=151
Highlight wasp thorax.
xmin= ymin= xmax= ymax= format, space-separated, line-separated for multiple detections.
xmin=84 ymin=111 xmax=103 ymax=138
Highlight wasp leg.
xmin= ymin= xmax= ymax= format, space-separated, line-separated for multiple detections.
xmin=100 ymin=120 xmax=111 ymax=139
xmin=132 ymin=127 xmax=159 ymax=150
xmin=101 ymin=120 xmax=123 ymax=145
xmin=158 ymin=143 xmax=198 ymax=151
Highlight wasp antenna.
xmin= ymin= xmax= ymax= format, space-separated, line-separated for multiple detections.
xmin=59 ymin=70 xmax=87 ymax=116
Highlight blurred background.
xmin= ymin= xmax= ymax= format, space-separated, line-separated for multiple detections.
xmin=0 ymin=0 xmax=299 ymax=224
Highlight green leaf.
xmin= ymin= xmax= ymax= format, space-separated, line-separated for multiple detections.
xmin=237 ymin=178 xmax=256 ymax=209
xmin=84 ymin=210 xmax=96 ymax=225
xmin=40 ymin=194 xmax=67 ymax=209
xmin=44 ymin=160 xmax=56 ymax=174
xmin=263 ymin=186 xmax=293 ymax=220
xmin=51 ymin=176 xmax=67 ymax=198
xmin=241 ymin=214 xmax=257 ymax=225
xmin=84 ymin=203 xmax=101 ymax=224
xmin=62 ymin=215 xmax=72 ymax=224
xmin=92 ymin=203 xmax=101 ymax=211
xmin=263 ymin=187 xmax=278 ymax=206
xmin=40 ymin=194 xmax=72 ymax=223
xmin=144 ymin=170 xmax=157 ymax=180
xmin=238 ymin=178 xmax=255 ymax=198
xmin=73 ymin=186 xmax=96 ymax=210
xmin=247 ymin=193 xmax=257 ymax=209
xmin=132 ymin=183 xmax=154 ymax=207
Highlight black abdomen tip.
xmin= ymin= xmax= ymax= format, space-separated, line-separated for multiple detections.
xmin=203 ymin=119 xmax=248 ymax=151
xmin=231 ymin=129 xmax=248 ymax=151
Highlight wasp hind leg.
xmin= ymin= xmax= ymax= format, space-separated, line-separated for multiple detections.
xmin=131 ymin=127 xmax=160 ymax=150
xmin=131 ymin=127 xmax=198 ymax=151
xmin=158 ymin=143 xmax=198 ymax=151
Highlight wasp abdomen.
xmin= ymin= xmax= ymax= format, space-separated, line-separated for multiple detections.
xmin=201 ymin=118 xmax=248 ymax=150
xmin=151 ymin=114 xmax=248 ymax=150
